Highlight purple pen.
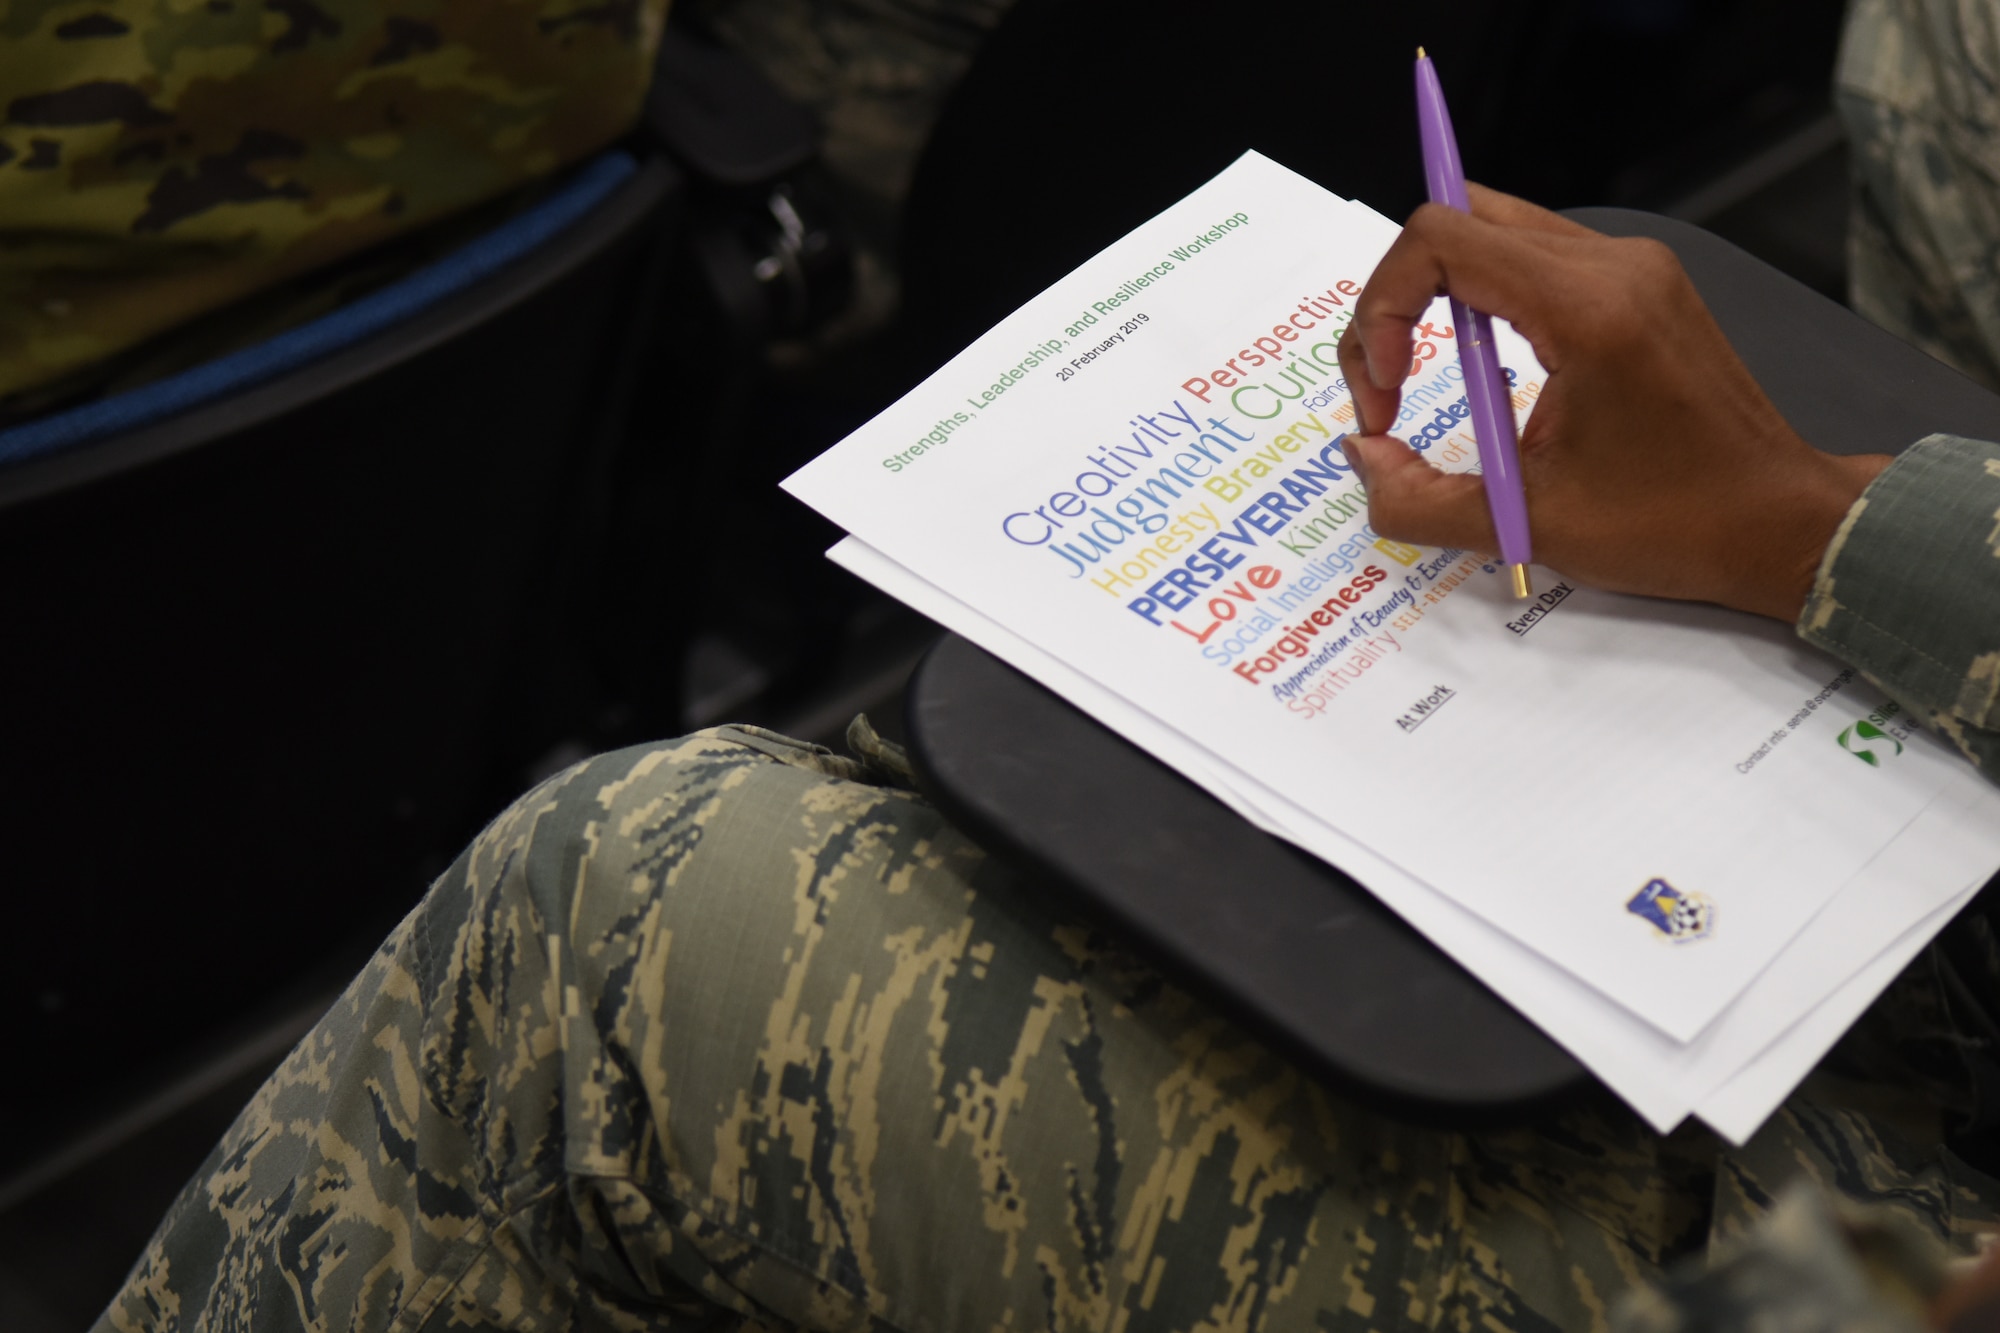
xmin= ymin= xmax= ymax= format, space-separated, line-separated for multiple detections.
xmin=1415 ymin=48 xmax=1534 ymax=600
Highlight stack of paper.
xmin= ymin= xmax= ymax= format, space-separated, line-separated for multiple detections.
xmin=782 ymin=152 xmax=2000 ymax=1140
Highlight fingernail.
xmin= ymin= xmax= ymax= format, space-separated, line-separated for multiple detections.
xmin=1363 ymin=349 xmax=1389 ymax=391
xmin=1341 ymin=436 xmax=1369 ymax=482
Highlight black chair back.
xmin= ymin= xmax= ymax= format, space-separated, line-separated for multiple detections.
xmin=0 ymin=155 xmax=681 ymax=1180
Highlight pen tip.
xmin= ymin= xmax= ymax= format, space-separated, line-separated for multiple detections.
xmin=1416 ymin=45 xmax=1427 ymax=59
xmin=1509 ymin=564 xmax=1532 ymax=600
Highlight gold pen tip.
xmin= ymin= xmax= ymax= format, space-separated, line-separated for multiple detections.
xmin=1416 ymin=45 xmax=1427 ymax=59
xmin=1509 ymin=564 xmax=1532 ymax=600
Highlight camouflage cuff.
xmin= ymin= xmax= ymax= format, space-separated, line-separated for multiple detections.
xmin=1798 ymin=434 xmax=2000 ymax=757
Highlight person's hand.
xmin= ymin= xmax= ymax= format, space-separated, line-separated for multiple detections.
xmin=1933 ymin=1243 xmax=2000 ymax=1331
xmin=1335 ymin=187 xmax=1892 ymax=623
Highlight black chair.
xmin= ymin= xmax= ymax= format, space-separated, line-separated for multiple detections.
xmin=0 ymin=148 xmax=684 ymax=1188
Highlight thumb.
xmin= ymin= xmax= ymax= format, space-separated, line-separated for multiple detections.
xmin=1343 ymin=434 xmax=1498 ymax=552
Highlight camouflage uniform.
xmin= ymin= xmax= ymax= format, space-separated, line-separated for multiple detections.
xmin=0 ymin=0 xmax=669 ymax=413
xmin=74 ymin=7 xmax=2000 ymax=1326
xmin=1840 ymin=0 xmax=2000 ymax=393
xmin=89 ymin=586 xmax=2000 ymax=1333
xmin=1803 ymin=433 xmax=2000 ymax=772
xmin=1614 ymin=1182 xmax=1961 ymax=1333
xmin=691 ymin=0 xmax=1011 ymax=244
xmin=688 ymin=0 xmax=1018 ymax=339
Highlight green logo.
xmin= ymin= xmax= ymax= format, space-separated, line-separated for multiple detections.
xmin=1836 ymin=720 xmax=1903 ymax=767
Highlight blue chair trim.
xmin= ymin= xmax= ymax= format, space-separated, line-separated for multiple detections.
xmin=0 ymin=151 xmax=639 ymax=469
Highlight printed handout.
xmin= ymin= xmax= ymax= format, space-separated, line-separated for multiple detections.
xmin=785 ymin=151 xmax=2000 ymax=1132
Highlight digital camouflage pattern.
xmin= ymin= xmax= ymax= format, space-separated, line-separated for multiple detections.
xmin=0 ymin=0 xmax=668 ymax=409
xmin=73 ymin=7 xmax=2000 ymax=1322
xmin=1615 ymin=1183 xmax=1948 ymax=1333
xmin=1801 ymin=433 xmax=2000 ymax=773
xmin=690 ymin=0 xmax=1017 ymax=337
xmin=693 ymin=0 xmax=1012 ymax=245
xmin=1610 ymin=906 xmax=2000 ymax=1330
xmin=1839 ymin=0 xmax=2000 ymax=393
xmin=92 ymin=713 xmax=2000 ymax=1332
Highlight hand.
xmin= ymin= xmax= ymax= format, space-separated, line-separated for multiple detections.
xmin=1933 ymin=1244 xmax=2000 ymax=1330
xmin=1334 ymin=187 xmax=1891 ymax=623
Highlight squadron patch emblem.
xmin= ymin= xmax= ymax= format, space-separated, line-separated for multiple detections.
xmin=1626 ymin=878 xmax=1714 ymax=942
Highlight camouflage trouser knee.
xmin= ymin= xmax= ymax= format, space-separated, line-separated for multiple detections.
xmin=99 ymin=724 xmax=1990 ymax=1333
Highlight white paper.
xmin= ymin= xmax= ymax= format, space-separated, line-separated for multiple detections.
xmin=829 ymin=536 xmax=1999 ymax=1140
xmin=787 ymin=151 xmax=1987 ymax=1042
xmin=1696 ymin=880 xmax=1980 ymax=1142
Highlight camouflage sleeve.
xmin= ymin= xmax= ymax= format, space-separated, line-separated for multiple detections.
xmin=1838 ymin=0 xmax=2000 ymax=392
xmin=93 ymin=721 xmax=1726 ymax=1333
xmin=1798 ymin=433 xmax=2000 ymax=773
xmin=0 ymin=0 xmax=669 ymax=407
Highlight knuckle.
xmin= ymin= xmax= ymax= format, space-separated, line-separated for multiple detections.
xmin=1581 ymin=296 xmax=1647 ymax=350
xmin=1365 ymin=489 xmax=1408 ymax=537
xmin=1355 ymin=311 xmax=1407 ymax=350
xmin=1377 ymin=473 xmax=1485 ymax=549
xmin=1405 ymin=201 xmax=1457 ymax=239
xmin=1365 ymin=469 xmax=1419 ymax=534
xmin=1573 ymin=241 xmax=1684 ymax=348
xmin=1619 ymin=236 xmax=1686 ymax=293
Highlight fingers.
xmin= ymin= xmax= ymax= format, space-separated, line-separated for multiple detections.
xmin=1466 ymin=182 xmax=1597 ymax=238
xmin=1336 ymin=321 xmax=1402 ymax=436
xmin=1338 ymin=185 xmax=1590 ymax=435
xmin=1348 ymin=204 xmax=1573 ymax=396
xmin=1343 ymin=435 xmax=1498 ymax=552
xmin=1334 ymin=187 xmax=1598 ymax=538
